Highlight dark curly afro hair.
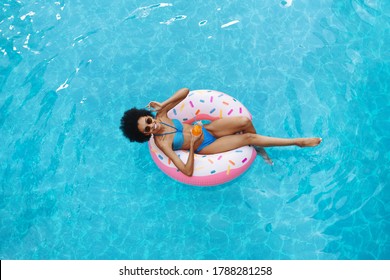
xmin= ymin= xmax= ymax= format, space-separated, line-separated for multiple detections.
xmin=120 ymin=108 xmax=154 ymax=143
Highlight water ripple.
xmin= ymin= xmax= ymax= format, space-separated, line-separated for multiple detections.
xmin=72 ymin=29 xmax=101 ymax=47
xmin=352 ymin=0 xmax=381 ymax=25
xmin=280 ymin=0 xmax=293 ymax=8
xmin=124 ymin=3 xmax=173 ymax=21
xmin=160 ymin=15 xmax=187 ymax=25
xmin=221 ymin=20 xmax=240 ymax=29
xmin=56 ymin=59 xmax=92 ymax=93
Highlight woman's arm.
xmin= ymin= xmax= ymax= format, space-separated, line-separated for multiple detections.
xmin=157 ymin=131 xmax=202 ymax=177
xmin=160 ymin=143 xmax=196 ymax=177
xmin=148 ymin=88 xmax=190 ymax=115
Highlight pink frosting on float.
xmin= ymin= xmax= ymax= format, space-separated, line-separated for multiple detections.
xmin=148 ymin=89 xmax=256 ymax=187
xmin=149 ymin=144 xmax=257 ymax=187
xmin=182 ymin=114 xmax=220 ymax=124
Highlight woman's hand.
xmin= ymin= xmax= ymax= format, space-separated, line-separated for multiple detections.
xmin=190 ymin=130 xmax=203 ymax=146
xmin=146 ymin=101 xmax=163 ymax=112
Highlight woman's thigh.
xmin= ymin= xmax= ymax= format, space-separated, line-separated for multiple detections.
xmin=205 ymin=116 xmax=252 ymax=138
xmin=197 ymin=134 xmax=250 ymax=154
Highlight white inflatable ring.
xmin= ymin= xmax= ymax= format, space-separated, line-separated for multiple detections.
xmin=148 ymin=89 xmax=256 ymax=186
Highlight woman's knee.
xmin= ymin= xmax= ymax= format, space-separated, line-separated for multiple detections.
xmin=242 ymin=133 xmax=256 ymax=145
xmin=236 ymin=116 xmax=251 ymax=128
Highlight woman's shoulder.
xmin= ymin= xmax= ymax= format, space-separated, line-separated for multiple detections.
xmin=158 ymin=114 xmax=179 ymax=127
xmin=156 ymin=111 xmax=169 ymax=119
xmin=154 ymin=136 xmax=171 ymax=151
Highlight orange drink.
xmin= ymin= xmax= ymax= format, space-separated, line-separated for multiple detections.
xmin=191 ymin=124 xmax=202 ymax=136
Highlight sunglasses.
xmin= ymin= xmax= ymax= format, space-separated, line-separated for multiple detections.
xmin=144 ymin=117 xmax=153 ymax=133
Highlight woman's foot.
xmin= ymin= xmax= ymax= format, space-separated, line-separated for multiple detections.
xmin=296 ymin=137 xmax=322 ymax=147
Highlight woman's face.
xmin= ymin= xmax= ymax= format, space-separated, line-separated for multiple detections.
xmin=137 ymin=116 xmax=160 ymax=135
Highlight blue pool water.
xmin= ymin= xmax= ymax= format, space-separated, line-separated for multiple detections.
xmin=0 ymin=0 xmax=389 ymax=260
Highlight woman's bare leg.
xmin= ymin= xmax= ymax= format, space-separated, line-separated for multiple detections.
xmin=205 ymin=116 xmax=256 ymax=137
xmin=251 ymin=135 xmax=322 ymax=148
xmin=204 ymin=117 xmax=271 ymax=163
xmin=198 ymin=133 xmax=322 ymax=155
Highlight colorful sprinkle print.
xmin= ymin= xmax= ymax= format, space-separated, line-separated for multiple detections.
xmin=152 ymin=89 xmax=255 ymax=186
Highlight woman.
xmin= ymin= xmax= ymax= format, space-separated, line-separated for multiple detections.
xmin=120 ymin=88 xmax=321 ymax=176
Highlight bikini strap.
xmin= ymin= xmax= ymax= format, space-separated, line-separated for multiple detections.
xmin=160 ymin=121 xmax=177 ymax=130
xmin=153 ymin=121 xmax=178 ymax=136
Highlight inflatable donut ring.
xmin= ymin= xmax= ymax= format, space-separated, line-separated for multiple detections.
xmin=148 ymin=89 xmax=256 ymax=186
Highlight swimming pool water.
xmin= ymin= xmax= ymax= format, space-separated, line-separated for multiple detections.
xmin=0 ymin=0 xmax=389 ymax=259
